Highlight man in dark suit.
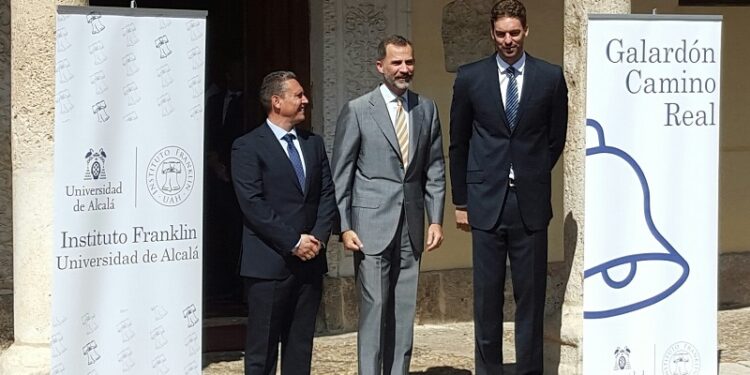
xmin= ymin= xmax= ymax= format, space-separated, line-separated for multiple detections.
xmin=449 ymin=1 xmax=568 ymax=374
xmin=204 ymin=59 xmax=246 ymax=307
xmin=231 ymin=70 xmax=337 ymax=375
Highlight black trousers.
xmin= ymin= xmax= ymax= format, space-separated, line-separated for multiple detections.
xmin=472 ymin=188 xmax=548 ymax=375
xmin=244 ymin=274 xmax=323 ymax=375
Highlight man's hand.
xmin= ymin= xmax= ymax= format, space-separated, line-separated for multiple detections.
xmin=455 ymin=208 xmax=470 ymax=232
xmin=341 ymin=230 xmax=364 ymax=252
xmin=425 ymin=223 xmax=444 ymax=252
xmin=293 ymin=234 xmax=320 ymax=261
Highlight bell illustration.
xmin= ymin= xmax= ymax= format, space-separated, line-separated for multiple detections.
xmin=583 ymin=118 xmax=689 ymax=319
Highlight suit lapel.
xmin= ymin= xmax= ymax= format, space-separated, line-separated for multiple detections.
xmin=368 ymin=88 xmax=402 ymax=160
xmin=298 ymin=132 xmax=314 ymax=196
xmin=260 ymin=123 xmax=305 ymax=195
xmin=515 ymin=55 xmax=536 ymax=130
xmin=486 ymin=55 xmax=511 ymax=134
xmin=406 ymin=90 xmax=424 ymax=171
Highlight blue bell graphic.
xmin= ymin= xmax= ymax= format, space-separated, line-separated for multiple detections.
xmin=584 ymin=119 xmax=689 ymax=319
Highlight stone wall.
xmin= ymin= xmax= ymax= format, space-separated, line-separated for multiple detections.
xmin=0 ymin=0 xmax=13 ymax=350
xmin=315 ymin=0 xmax=412 ymax=278
xmin=315 ymin=251 xmax=750 ymax=335
xmin=315 ymin=262 xmax=581 ymax=335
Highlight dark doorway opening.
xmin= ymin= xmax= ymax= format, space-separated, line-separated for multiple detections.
xmin=89 ymin=0 xmax=312 ymax=352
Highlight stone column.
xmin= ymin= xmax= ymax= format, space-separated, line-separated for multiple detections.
xmin=554 ymin=0 xmax=630 ymax=373
xmin=0 ymin=0 xmax=13 ymax=346
xmin=0 ymin=0 xmax=86 ymax=373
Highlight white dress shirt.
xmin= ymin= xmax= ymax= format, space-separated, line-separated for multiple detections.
xmin=379 ymin=84 xmax=410 ymax=144
xmin=497 ymin=53 xmax=527 ymax=181
xmin=497 ymin=53 xmax=526 ymax=109
xmin=266 ymin=119 xmax=307 ymax=175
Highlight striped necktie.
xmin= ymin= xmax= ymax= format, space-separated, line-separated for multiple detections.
xmin=395 ymin=97 xmax=409 ymax=168
xmin=505 ymin=66 xmax=519 ymax=130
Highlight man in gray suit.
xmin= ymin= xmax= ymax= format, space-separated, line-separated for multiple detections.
xmin=331 ymin=35 xmax=446 ymax=375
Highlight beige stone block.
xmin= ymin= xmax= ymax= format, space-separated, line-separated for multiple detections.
xmin=0 ymin=292 xmax=12 ymax=351
xmin=440 ymin=268 xmax=473 ymax=322
xmin=319 ymin=276 xmax=343 ymax=334
xmin=503 ymin=273 xmax=517 ymax=321
xmin=415 ymin=271 xmax=442 ymax=324
xmin=0 ymin=343 xmax=49 ymax=375
xmin=546 ymin=261 xmax=573 ymax=318
xmin=719 ymin=253 xmax=750 ymax=308
xmin=719 ymin=307 xmax=750 ymax=363
xmin=719 ymin=152 xmax=750 ymax=253
xmin=340 ymin=276 xmax=358 ymax=332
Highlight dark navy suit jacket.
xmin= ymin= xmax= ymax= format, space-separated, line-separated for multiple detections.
xmin=231 ymin=123 xmax=336 ymax=280
xmin=449 ymin=53 xmax=568 ymax=231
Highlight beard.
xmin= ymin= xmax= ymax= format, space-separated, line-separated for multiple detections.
xmin=386 ymin=74 xmax=412 ymax=91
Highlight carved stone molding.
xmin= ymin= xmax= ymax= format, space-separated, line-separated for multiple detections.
xmin=319 ymin=0 xmax=410 ymax=277
xmin=342 ymin=2 xmax=387 ymax=99
xmin=441 ymin=0 xmax=495 ymax=72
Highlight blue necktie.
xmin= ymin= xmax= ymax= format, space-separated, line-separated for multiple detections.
xmin=505 ymin=66 xmax=519 ymax=130
xmin=282 ymin=133 xmax=305 ymax=193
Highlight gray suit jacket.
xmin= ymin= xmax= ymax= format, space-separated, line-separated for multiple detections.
xmin=332 ymin=86 xmax=445 ymax=255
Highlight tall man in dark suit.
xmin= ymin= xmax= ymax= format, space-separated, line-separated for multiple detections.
xmin=231 ymin=71 xmax=337 ymax=375
xmin=449 ymin=1 xmax=568 ymax=374
xmin=332 ymin=35 xmax=446 ymax=375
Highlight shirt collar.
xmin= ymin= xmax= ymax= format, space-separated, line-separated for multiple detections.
xmin=379 ymin=84 xmax=408 ymax=107
xmin=266 ymin=119 xmax=298 ymax=141
xmin=496 ymin=52 xmax=526 ymax=74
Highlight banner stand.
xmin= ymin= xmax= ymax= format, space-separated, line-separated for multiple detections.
xmin=53 ymin=6 xmax=206 ymax=374
xmin=583 ymin=14 xmax=721 ymax=375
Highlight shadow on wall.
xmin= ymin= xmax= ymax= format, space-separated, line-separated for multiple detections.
xmin=543 ymin=212 xmax=579 ymax=374
xmin=0 ymin=293 xmax=11 ymax=351
xmin=0 ymin=0 xmax=14 ymax=353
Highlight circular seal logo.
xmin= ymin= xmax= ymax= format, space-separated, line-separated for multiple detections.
xmin=662 ymin=341 xmax=701 ymax=375
xmin=146 ymin=146 xmax=195 ymax=206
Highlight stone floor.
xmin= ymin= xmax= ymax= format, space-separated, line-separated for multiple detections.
xmin=203 ymin=307 xmax=750 ymax=375
xmin=0 ymin=307 xmax=745 ymax=373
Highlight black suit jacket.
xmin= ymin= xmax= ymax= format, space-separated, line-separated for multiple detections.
xmin=206 ymin=91 xmax=246 ymax=169
xmin=231 ymin=123 xmax=337 ymax=280
xmin=449 ymin=53 xmax=568 ymax=231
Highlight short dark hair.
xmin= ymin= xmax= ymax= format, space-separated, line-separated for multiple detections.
xmin=259 ymin=70 xmax=297 ymax=112
xmin=490 ymin=0 xmax=527 ymax=28
xmin=376 ymin=34 xmax=412 ymax=61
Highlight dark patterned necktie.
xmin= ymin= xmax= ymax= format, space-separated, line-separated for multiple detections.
xmin=282 ymin=133 xmax=305 ymax=192
xmin=505 ymin=66 xmax=519 ymax=130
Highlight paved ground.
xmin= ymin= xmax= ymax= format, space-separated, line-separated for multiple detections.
xmin=203 ymin=307 xmax=750 ymax=374
xmin=0 ymin=308 xmax=745 ymax=373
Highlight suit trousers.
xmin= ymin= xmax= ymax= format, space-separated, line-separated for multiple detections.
xmin=243 ymin=274 xmax=323 ymax=375
xmin=354 ymin=211 xmax=420 ymax=375
xmin=472 ymin=188 xmax=548 ymax=375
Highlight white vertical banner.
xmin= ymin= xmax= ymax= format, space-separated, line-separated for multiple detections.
xmin=584 ymin=15 xmax=720 ymax=375
xmin=53 ymin=6 xmax=206 ymax=375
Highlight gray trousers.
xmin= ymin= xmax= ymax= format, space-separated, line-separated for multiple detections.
xmin=354 ymin=214 xmax=421 ymax=375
